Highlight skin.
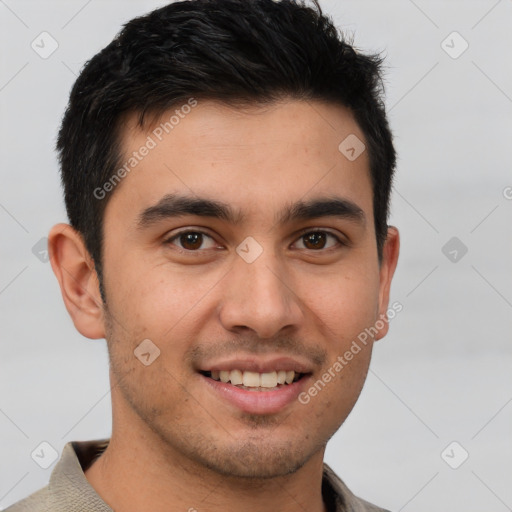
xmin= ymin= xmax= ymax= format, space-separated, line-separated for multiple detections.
xmin=49 ymin=99 xmax=399 ymax=512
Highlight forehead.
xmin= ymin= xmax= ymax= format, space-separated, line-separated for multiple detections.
xmin=108 ymin=99 xmax=373 ymax=223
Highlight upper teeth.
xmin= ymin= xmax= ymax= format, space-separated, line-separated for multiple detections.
xmin=210 ymin=370 xmax=296 ymax=387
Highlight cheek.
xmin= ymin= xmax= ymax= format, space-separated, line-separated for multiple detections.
xmin=104 ymin=257 xmax=227 ymax=340
xmin=303 ymin=269 xmax=381 ymax=342
xmin=302 ymin=270 xmax=379 ymax=416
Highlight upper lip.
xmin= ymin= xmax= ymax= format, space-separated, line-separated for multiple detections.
xmin=198 ymin=356 xmax=315 ymax=374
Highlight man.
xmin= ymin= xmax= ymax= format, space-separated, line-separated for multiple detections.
xmin=7 ymin=0 xmax=399 ymax=510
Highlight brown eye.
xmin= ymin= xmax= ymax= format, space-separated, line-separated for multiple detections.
xmin=294 ymin=231 xmax=341 ymax=251
xmin=303 ymin=232 xmax=327 ymax=249
xmin=179 ymin=232 xmax=203 ymax=250
xmin=166 ymin=230 xmax=217 ymax=251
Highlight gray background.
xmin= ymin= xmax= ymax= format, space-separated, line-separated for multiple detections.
xmin=1 ymin=1 xmax=511 ymax=510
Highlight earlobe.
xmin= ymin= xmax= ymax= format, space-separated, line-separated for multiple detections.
xmin=48 ymin=223 xmax=106 ymax=340
xmin=374 ymin=226 xmax=400 ymax=341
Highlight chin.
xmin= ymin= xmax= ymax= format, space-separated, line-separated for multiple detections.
xmin=190 ymin=436 xmax=319 ymax=480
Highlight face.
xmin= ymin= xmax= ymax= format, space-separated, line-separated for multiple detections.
xmin=96 ymin=99 xmax=397 ymax=478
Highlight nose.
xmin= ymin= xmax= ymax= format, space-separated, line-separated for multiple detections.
xmin=218 ymin=250 xmax=304 ymax=339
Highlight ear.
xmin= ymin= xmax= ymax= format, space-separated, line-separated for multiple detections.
xmin=374 ymin=226 xmax=400 ymax=341
xmin=48 ymin=223 xmax=106 ymax=339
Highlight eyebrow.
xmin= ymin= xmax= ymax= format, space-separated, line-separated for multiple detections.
xmin=137 ymin=193 xmax=365 ymax=229
xmin=277 ymin=197 xmax=365 ymax=226
xmin=138 ymin=194 xmax=244 ymax=228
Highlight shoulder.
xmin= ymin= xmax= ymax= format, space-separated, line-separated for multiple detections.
xmin=3 ymin=486 xmax=50 ymax=512
xmin=323 ymin=463 xmax=392 ymax=512
xmin=352 ymin=497 xmax=392 ymax=512
xmin=3 ymin=439 xmax=111 ymax=512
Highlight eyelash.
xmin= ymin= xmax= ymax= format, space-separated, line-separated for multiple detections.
xmin=164 ymin=228 xmax=346 ymax=252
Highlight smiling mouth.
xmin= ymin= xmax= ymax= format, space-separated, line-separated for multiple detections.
xmin=200 ymin=370 xmax=307 ymax=391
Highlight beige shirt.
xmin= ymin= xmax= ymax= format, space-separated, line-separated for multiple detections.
xmin=5 ymin=439 xmax=390 ymax=512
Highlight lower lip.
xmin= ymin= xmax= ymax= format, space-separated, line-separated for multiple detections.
xmin=201 ymin=374 xmax=310 ymax=415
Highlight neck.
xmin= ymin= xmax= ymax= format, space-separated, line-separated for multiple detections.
xmin=85 ymin=420 xmax=327 ymax=512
